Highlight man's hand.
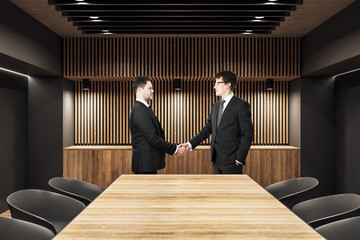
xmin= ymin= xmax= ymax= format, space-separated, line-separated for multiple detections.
xmin=176 ymin=144 xmax=189 ymax=156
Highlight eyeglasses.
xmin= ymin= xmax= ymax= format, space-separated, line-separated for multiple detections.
xmin=214 ymin=81 xmax=225 ymax=86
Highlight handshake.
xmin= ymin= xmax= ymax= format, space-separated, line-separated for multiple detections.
xmin=176 ymin=143 xmax=191 ymax=157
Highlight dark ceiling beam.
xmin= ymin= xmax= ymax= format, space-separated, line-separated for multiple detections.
xmin=81 ymin=30 xmax=273 ymax=34
xmin=68 ymin=16 xmax=286 ymax=22
xmin=49 ymin=0 xmax=303 ymax=5
xmin=55 ymin=5 xmax=296 ymax=11
xmin=77 ymin=26 xmax=276 ymax=31
xmin=62 ymin=11 xmax=291 ymax=17
xmin=72 ymin=22 xmax=280 ymax=27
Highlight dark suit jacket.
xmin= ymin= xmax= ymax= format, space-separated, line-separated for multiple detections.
xmin=189 ymin=95 xmax=254 ymax=166
xmin=130 ymin=101 xmax=176 ymax=173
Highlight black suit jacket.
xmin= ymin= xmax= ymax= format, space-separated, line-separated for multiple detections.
xmin=189 ymin=95 xmax=254 ymax=166
xmin=130 ymin=101 xmax=176 ymax=173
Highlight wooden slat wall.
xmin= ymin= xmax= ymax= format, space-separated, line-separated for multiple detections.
xmin=63 ymin=146 xmax=300 ymax=189
xmin=67 ymin=36 xmax=296 ymax=145
xmin=74 ymin=80 xmax=288 ymax=145
xmin=64 ymin=37 xmax=300 ymax=80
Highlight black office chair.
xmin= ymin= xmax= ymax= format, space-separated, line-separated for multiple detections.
xmin=292 ymin=193 xmax=360 ymax=228
xmin=48 ymin=177 xmax=104 ymax=206
xmin=264 ymin=177 xmax=319 ymax=209
xmin=7 ymin=189 xmax=86 ymax=234
xmin=315 ymin=216 xmax=360 ymax=240
xmin=0 ymin=216 xmax=55 ymax=240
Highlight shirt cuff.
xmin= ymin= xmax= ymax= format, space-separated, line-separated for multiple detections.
xmin=186 ymin=142 xmax=193 ymax=151
xmin=174 ymin=145 xmax=179 ymax=154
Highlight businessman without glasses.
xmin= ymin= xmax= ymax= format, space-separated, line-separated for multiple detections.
xmin=130 ymin=76 xmax=187 ymax=174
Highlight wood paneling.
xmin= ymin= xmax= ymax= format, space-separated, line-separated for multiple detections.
xmin=74 ymin=80 xmax=288 ymax=145
xmin=63 ymin=146 xmax=300 ymax=189
xmin=64 ymin=37 xmax=300 ymax=80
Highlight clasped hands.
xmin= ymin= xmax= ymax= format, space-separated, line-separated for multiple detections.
xmin=176 ymin=143 xmax=190 ymax=157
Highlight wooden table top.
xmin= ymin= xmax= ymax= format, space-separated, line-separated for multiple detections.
xmin=54 ymin=175 xmax=323 ymax=240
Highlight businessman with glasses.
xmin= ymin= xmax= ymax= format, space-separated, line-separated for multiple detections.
xmin=184 ymin=70 xmax=254 ymax=174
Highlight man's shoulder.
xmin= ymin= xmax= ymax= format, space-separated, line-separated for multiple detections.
xmin=232 ymin=96 xmax=250 ymax=108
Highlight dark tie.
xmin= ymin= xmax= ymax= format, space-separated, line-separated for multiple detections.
xmin=217 ymin=100 xmax=225 ymax=127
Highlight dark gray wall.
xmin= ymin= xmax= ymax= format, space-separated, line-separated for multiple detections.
xmin=0 ymin=70 xmax=28 ymax=212
xmin=300 ymin=77 xmax=336 ymax=196
xmin=0 ymin=1 xmax=64 ymax=194
xmin=0 ymin=0 xmax=62 ymax=76
xmin=302 ymin=0 xmax=360 ymax=76
xmin=335 ymin=70 xmax=360 ymax=194
xmin=28 ymin=76 xmax=63 ymax=189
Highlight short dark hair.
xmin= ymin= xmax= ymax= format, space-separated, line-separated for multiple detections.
xmin=132 ymin=76 xmax=151 ymax=92
xmin=215 ymin=70 xmax=238 ymax=91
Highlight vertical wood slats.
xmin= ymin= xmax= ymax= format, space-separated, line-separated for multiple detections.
xmin=64 ymin=37 xmax=300 ymax=80
xmin=74 ymin=80 xmax=288 ymax=145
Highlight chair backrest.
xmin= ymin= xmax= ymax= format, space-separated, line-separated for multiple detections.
xmin=48 ymin=177 xmax=104 ymax=206
xmin=315 ymin=216 xmax=360 ymax=240
xmin=0 ymin=216 xmax=55 ymax=240
xmin=264 ymin=177 xmax=319 ymax=209
xmin=7 ymin=189 xmax=86 ymax=234
xmin=292 ymin=193 xmax=360 ymax=228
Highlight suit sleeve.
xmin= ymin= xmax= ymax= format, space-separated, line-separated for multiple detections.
xmin=235 ymin=101 xmax=254 ymax=164
xmin=133 ymin=108 xmax=176 ymax=155
xmin=189 ymin=106 xmax=213 ymax=149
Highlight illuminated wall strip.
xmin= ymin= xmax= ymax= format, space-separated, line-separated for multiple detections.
xmin=75 ymin=80 xmax=288 ymax=145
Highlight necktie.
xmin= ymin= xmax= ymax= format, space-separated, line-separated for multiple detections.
xmin=217 ymin=100 xmax=225 ymax=127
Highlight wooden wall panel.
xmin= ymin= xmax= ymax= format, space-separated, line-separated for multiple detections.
xmin=64 ymin=37 xmax=300 ymax=81
xmin=74 ymin=80 xmax=288 ymax=145
xmin=63 ymin=146 xmax=300 ymax=189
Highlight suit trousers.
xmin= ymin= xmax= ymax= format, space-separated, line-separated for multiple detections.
xmin=212 ymin=149 xmax=243 ymax=174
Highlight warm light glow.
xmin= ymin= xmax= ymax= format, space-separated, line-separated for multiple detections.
xmin=255 ymin=16 xmax=264 ymax=19
xmin=334 ymin=68 xmax=360 ymax=78
xmin=0 ymin=67 xmax=29 ymax=78
xmin=90 ymin=16 xmax=99 ymax=19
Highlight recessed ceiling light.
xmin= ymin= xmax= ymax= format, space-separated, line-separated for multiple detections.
xmin=102 ymin=30 xmax=109 ymax=32
xmin=103 ymin=32 xmax=113 ymax=35
xmin=75 ymin=0 xmax=84 ymax=1
xmin=242 ymin=32 xmax=253 ymax=35
xmin=269 ymin=0 xmax=278 ymax=1
xmin=255 ymin=16 xmax=264 ymax=19
xmin=245 ymin=30 xmax=253 ymax=32
xmin=252 ymin=19 xmax=262 ymax=22
xmin=89 ymin=16 xmax=99 ymax=19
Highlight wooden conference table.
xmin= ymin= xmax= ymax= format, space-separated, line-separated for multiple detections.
xmin=54 ymin=175 xmax=323 ymax=239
